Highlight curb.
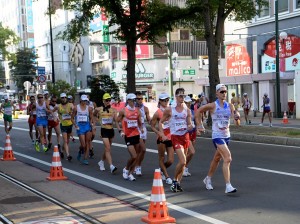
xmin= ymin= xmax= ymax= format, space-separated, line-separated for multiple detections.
xmin=146 ymin=126 xmax=300 ymax=147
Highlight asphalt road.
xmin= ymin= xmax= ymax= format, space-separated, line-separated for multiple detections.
xmin=1 ymin=118 xmax=300 ymax=224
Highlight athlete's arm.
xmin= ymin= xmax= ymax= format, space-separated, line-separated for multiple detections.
xmin=138 ymin=110 xmax=144 ymax=133
xmin=196 ymin=103 xmax=214 ymax=134
xmin=144 ymin=106 xmax=151 ymax=124
xmin=150 ymin=112 xmax=161 ymax=136
xmin=71 ymin=106 xmax=78 ymax=129
xmin=186 ymin=108 xmax=193 ymax=130
xmin=89 ymin=107 xmax=94 ymax=127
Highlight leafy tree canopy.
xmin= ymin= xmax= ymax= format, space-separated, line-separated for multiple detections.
xmin=58 ymin=0 xmax=193 ymax=93
xmin=46 ymin=80 xmax=77 ymax=103
xmin=9 ymin=48 xmax=37 ymax=90
xmin=89 ymin=74 xmax=121 ymax=107
xmin=0 ymin=22 xmax=20 ymax=60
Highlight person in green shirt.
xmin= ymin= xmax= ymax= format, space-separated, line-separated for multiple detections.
xmin=0 ymin=95 xmax=16 ymax=134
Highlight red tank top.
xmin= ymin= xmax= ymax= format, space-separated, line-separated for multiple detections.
xmin=157 ymin=109 xmax=171 ymax=140
xmin=122 ymin=107 xmax=140 ymax=137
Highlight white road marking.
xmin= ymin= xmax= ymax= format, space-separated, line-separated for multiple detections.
xmin=248 ymin=167 xmax=300 ymax=178
xmin=0 ymin=147 xmax=229 ymax=224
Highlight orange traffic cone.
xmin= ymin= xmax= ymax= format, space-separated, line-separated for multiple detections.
xmin=1 ymin=135 xmax=16 ymax=161
xmin=141 ymin=169 xmax=176 ymax=224
xmin=47 ymin=145 xmax=67 ymax=181
xmin=282 ymin=111 xmax=289 ymax=124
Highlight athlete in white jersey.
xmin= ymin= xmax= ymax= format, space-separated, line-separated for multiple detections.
xmin=159 ymin=88 xmax=193 ymax=192
xmin=86 ymin=95 xmax=97 ymax=158
xmin=134 ymin=91 xmax=151 ymax=176
xmin=196 ymin=84 xmax=237 ymax=194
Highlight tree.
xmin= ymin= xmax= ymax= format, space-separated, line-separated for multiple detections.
xmin=89 ymin=74 xmax=121 ymax=107
xmin=0 ymin=22 xmax=20 ymax=60
xmin=9 ymin=48 xmax=37 ymax=89
xmin=186 ymin=0 xmax=268 ymax=101
xmin=46 ymin=80 xmax=77 ymax=103
xmin=0 ymin=63 xmax=5 ymax=88
xmin=59 ymin=0 xmax=192 ymax=93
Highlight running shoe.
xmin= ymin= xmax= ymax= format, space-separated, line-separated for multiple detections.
xmin=43 ymin=144 xmax=48 ymax=152
xmin=269 ymin=123 xmax=272 ymax=127
xmin=98 ymin=160 xmax=105 ymax=171
xmin=170 ymin=181 xmax=179 ymax=192
xmin=128 ymin=174 xmax=136 ymax=181
xmin=82 ymin=159 xmax=89 ymax=165
xmin=225 ymin=184 xmax=237 ymax=194
xmin=259 ymin=123 xmax=263 ymax=126
xmin=89 ymin=148 xmax=94 ymax=158
xmin=166 ymin=177 xmax=173 ymax=185
xmin=35 ymin=141 xmax=40 ymax=152
xmin=176 ymin=182 xmax=184 ymax=192
xmin=67 ymin=155 xmax=72 ymax=161
xmin=123 ymin=168 xmax=129 ymax=180
xmin=110 ymin=165 xmax=117 ymax=174
xmin=183 ymin=167 xmax=191 ymax=177
xmin=203 ymin=177 xmax=214 ymax=190
xmin=32 ymin=140 xmax=35 ymax=145
xmin=135 ymin=166 xmax=142 ymax=176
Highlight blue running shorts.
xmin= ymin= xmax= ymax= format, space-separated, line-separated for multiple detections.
xmin=36 ymin=117 xmax=48 ymax=128
xmin=212 ymin=137 xmax=230 ymax=149
xmin=77 ymin=123 xmax=91 ymax=136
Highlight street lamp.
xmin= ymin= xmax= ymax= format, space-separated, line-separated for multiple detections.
xmin=275 ymin=0 xmax=288 ymax=118
xmin=76 ymin=67 xmax=81 ymax=89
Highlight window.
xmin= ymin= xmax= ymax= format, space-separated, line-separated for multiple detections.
xmin=278 ymin=0 xmax=288 ymax=13
xmin=179 ymin=30 xmax=190 ymax=40
xmin=296 ymin=0 xmax=300 ymax=9
xmin=258 ymin=4 xmax=270 ymax=17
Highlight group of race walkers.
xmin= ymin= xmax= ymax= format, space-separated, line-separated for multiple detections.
xmin=2 ymin=84 xmax=237 ymax=194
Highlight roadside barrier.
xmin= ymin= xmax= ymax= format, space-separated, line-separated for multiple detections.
xmin=141 ymin=169 xmax=175 ymax=224
xmin=1 ymin=135 xmax=16 ymax=161
xmin=47 ymin=145 xmax=68 ymax=181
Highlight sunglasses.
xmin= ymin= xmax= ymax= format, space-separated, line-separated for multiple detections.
xmin=160 ymin=99 xmax=169 ymax=102
xmin=219 ymin=90 xmax=227 ymax=94
xmin=136 ymin=98 xmax=143 ymax=100
xmin=105 ymin=99 xmax=111 ymax=102
xmin=176 ymin=94 xmax=186 ymax=98
xmin=51 ymin=100 xmax=57 ymax=103
xmin=61 ymin=97 xmax=66 ymax=99
xmin=38 ymin=97 xmax=43 ymax=99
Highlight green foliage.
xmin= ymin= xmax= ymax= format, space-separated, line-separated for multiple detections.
xmin=89 ymin=74 xmax=120 ymax=107
xmin=0 ymin=63 xmax=5 ymax=88
xmin=9 ymin=48 xmax=37 ymax=90
xmin=58 ymin=0 xmax=193 ymax=93
xmin=0 ymin=22 xmax=21 ymax=60
xmin=46 ymin=80 xmax=77 ymax=103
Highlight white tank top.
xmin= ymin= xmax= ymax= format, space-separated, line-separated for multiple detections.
xmin=211 ymin=100 xmax=231 ymax=139
xmin=139 ymin=104 xmax=146 ymax=124
xmin=76 ymin=104 xmax=89 ymax=124
xmin=36 ymin=101 xmax=47 ymax=118
xmin=48 ymin=104 xmax=58 ymax=121
xmin=169 ymin=107 xmax=188 ymax=136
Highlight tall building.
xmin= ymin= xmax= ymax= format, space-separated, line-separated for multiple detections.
xmin=0 ymin=0 xmax=34 ymax=91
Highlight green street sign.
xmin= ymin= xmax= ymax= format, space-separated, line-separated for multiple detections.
xmin=111 ymin=72 xmax=116 ymax=78
xmin=182 ymin=69 xmax=196 ymax=75
xmin=103 ymin=25 xmax=109 ymax=43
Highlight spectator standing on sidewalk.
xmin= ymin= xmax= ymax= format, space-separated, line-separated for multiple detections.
xmin=260 ymin=93 xmax=272 ymax=127
xmin=195 ymin=83 xmax=237 ymax=194
xmin=242 ymin=93 xmax=252 ymax=125
xmin=231 ymin=92 xmax=241 ymax=126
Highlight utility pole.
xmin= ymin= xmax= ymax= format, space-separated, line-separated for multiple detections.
xmin=49 ymin=0 xmax=55 ymax=83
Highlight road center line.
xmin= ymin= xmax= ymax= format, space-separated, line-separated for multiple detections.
xmin=248 ymin=167 xmax=300 ymax=177
xmin=0 ymin=148 xmax=229 ymax=224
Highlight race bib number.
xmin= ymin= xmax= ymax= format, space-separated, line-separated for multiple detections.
xmin=102 ymin=117 xmax=113 ymax=124
xmin=77 ymin=115 xmax=88 ymax=122
xmin=62 ymin=114 xmax=71 ymax=120
xmin=175 ymin=121 xmax=187 ymax=131
xmin=127 ymin=120 xmax=138 ymax=128
xmin=162 ymin=121 xmax=170 ymax=129
xmin=37 ymin=111 xmax=47 ymax=118
xmin=217 ymin=120 xmax=229 ymax=130
xmin=4 ymin=107 xmax=12 ymax=115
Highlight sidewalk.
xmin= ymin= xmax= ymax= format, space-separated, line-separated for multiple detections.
xmin=0 ymin=161 xmax=147 ymax=224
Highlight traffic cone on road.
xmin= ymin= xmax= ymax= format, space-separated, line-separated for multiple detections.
xmin=1 ymin=135 xmax=16 ymax=161
xmin=47 ymin=145 xmax=67 ymax=181
xmin=282 ymin=111 xmax=289 ymax=124
xmin=141 ymin=169 xmax=176 ymax=224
